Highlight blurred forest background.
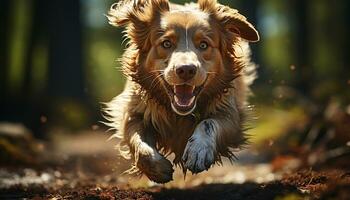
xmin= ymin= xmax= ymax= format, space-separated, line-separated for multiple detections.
xmin=1 ymin=0 xmax=350 ymax=138
xmin=1 ymin=0 xmax=350 ymax=199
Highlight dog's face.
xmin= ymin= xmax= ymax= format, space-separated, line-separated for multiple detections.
xmin=147 ymin=10 xmax=222 ymax=115
xmin=108 ymin=0 xmax=259 ymax=115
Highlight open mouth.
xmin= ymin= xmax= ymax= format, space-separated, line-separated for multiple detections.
xmin=163 ymin=79 xmax=206 ymax=116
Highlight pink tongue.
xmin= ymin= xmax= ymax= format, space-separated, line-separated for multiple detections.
xmin=174 ymin=85 xmax=194 ymax=106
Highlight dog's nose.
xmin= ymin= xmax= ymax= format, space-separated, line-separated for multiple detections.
xmin=176 ymin=64 xmax=197 ymax=81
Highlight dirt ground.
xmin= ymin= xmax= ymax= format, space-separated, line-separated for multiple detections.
xmin=1 ymin=167 xmax=349 ymax=200
xmin=0 ymin=129 xmax=349 ymax=200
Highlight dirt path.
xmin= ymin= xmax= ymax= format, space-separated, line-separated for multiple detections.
xmin=0 ymin=181 xmax=299 ymax=200
xmin=1 ymin=162 xmax=349 ymax=199
xmin=1 ymin=131 xmax=349 ymax=199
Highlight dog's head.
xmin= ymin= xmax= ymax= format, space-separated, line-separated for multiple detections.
xmin=108 ymin=0 xmax=259 ymax=116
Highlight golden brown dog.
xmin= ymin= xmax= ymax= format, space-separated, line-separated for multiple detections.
xmin=105 ymin=0 xmax=259 ymax=183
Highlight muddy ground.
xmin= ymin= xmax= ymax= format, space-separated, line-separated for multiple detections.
xmin=0 ymin=129 xmax=349 ymax=200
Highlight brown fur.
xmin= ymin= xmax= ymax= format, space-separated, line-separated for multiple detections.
xmin=105 ymin=0 xmax=259 ymax=183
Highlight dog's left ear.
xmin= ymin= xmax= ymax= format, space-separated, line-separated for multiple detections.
xmin=107 ymin=0 xmax=170 ymax=50
xmin=198 ymin=0 xmax=259 ymax=42
xmin=218 ymin=6 xmax=260 ymax=42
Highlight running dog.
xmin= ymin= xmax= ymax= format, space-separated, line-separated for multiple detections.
xmin=105 ymin=0 xmax=259 ymax=183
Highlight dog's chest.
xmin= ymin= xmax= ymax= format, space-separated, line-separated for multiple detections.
xmin=154 ymin=115 xmax=197 ymax=159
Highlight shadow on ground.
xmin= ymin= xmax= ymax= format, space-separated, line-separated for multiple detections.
xmin=151 ymin=182 xmax=300 ymax=200
xmin=0 ymin=182 xmax=300 ymax=200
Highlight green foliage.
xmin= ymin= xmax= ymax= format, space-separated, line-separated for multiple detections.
xmin=2 ymin=0 xmax=349 ymax=131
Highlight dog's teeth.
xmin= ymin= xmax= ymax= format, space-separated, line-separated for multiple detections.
xmin=189 ymin=96 xmax=195 ymax=105
xmin=174 ymin=95 xmax=179 ymax=104
xmin=191 ymin=86 xmax=195 ymax=92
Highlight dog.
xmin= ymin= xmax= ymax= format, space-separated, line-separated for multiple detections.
xmin=105 ymin=0 xmax=259 ymax=183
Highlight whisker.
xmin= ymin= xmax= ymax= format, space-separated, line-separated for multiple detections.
xmin=149 ymin=69 xmax=165 ymax=73
xmin=139 ymin=74 xmax=156 ymax=82
xmin=149 ymin=73 xmax=164 ymax=92
xmin=139 ymin=71 xmax=162 ymax=83
xmin=206 ymin=71 xmax=218 ymax=75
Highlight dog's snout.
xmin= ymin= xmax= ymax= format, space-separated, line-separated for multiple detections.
xmin=176 ymin=64 xmax=197 ymax=81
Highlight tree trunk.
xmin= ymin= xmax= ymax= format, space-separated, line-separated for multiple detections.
xmin=293 ymin=0 xmax=311 ymax=95
xmin=0 ymin=0 xmax=10 ymax=98
xmin=21 ymin=0 xmax=47 ymax=96
xmin=46 ymin=0 xmax=85 ymax=100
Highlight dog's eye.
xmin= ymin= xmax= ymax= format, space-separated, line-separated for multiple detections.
xmin=199 ymin=41 xmax=208 ymax=50
xmin=162 ymin=40 xmax=172 ymax=49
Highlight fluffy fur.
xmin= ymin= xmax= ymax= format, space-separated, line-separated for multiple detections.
xmin=105 ymin=0 xmax=259 ymax=183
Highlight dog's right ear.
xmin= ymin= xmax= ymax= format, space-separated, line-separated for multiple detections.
xmin=107 ymin=0 xmax=169 ymax=49
xmin=107 ymin=0 xmax=146 ymax=27
xmin=107 ymin=0 xmax=169 ymax=27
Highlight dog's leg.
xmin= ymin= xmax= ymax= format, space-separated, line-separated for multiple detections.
xmin=182 ymin=116 xmax=244 ymax=173
xmin=124 ymin=114 xmax=174 ymax=183
xmin=182 ymin=119 xmax=218 ymax=173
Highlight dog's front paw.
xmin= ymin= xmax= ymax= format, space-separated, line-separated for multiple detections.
xmin=136 ymin=143 xmax=174 ymax=183
xmin=182 ymin=120 xmax=217 ymax=174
